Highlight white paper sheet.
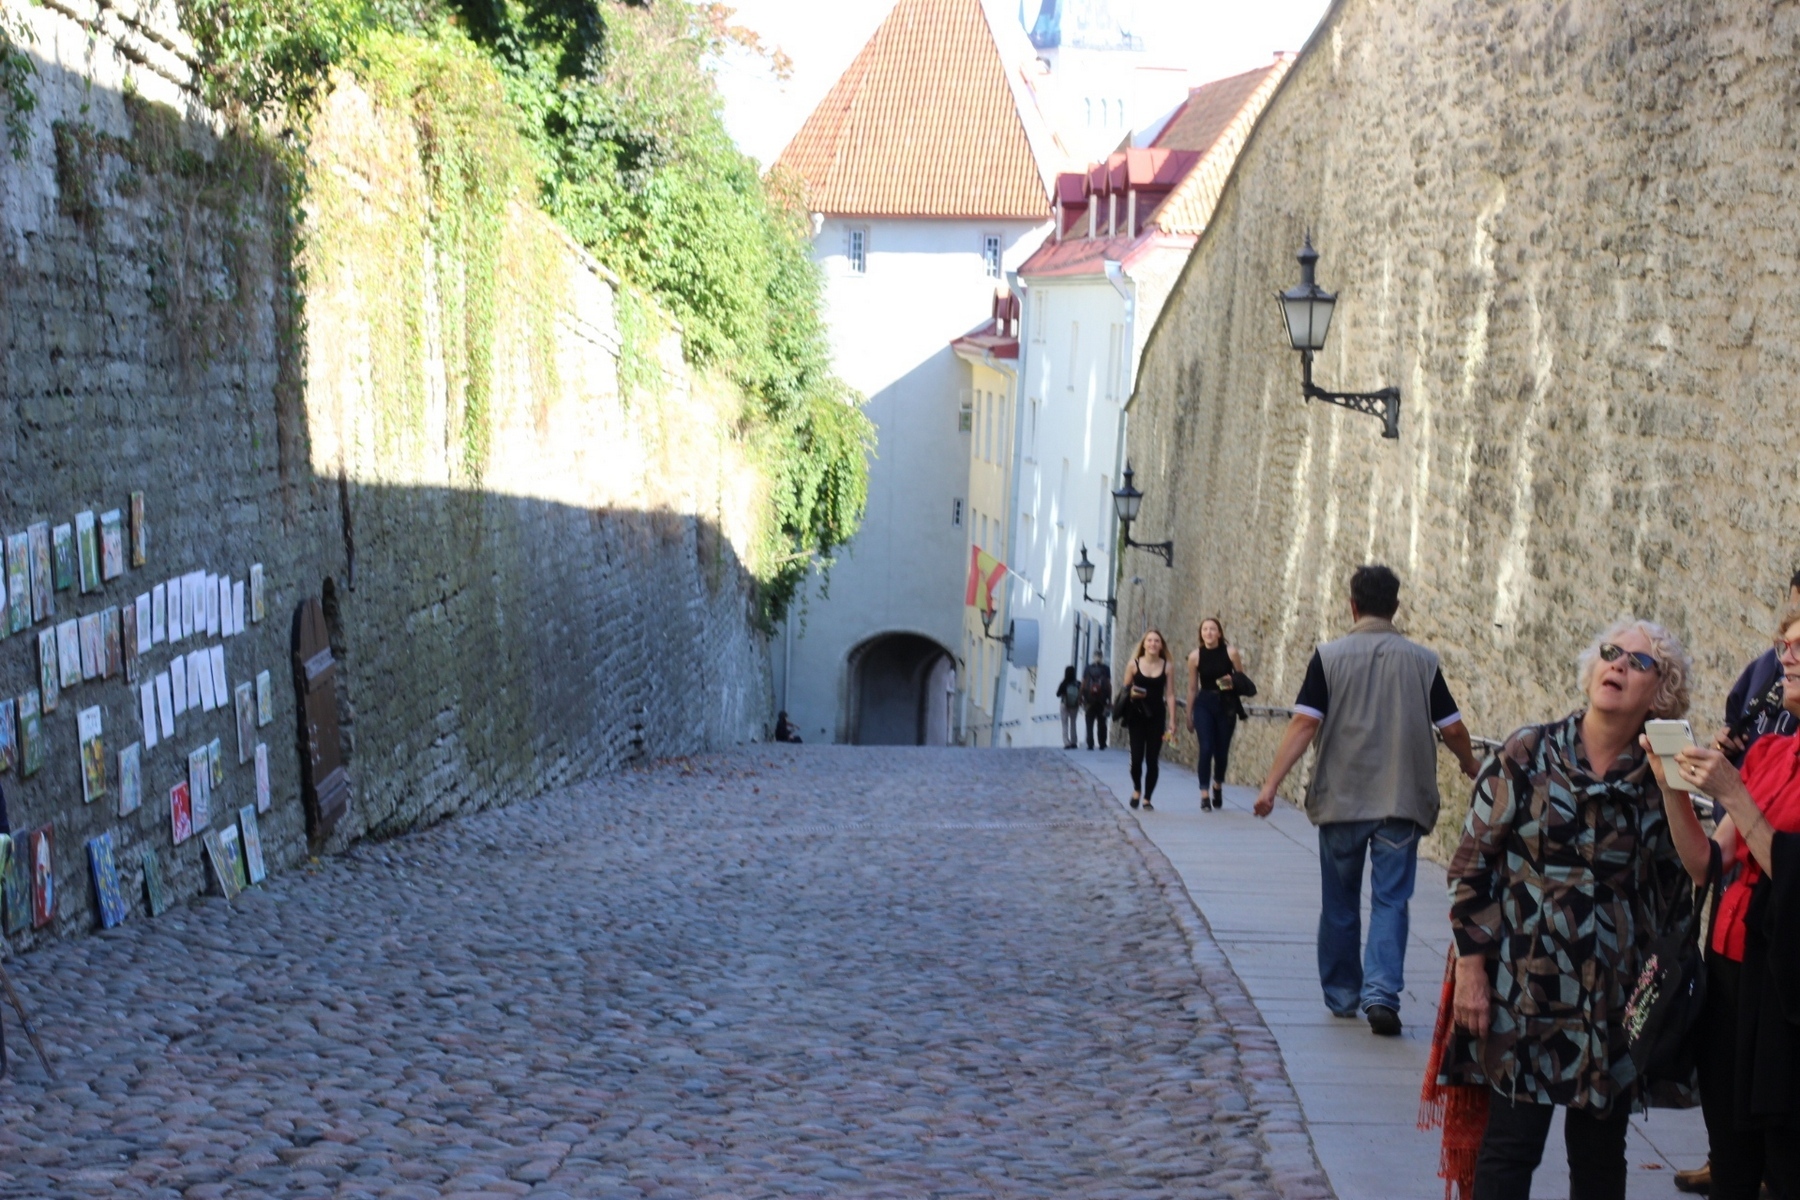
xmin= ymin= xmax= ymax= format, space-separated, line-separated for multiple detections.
xmin=151 ymin=581 xmax=166 ymax=644
xmin=140 ymin=681 xmax=159 ymax=751
xmin=135 ymin=593 xmax=152 ymax=655
xmin=210 ymin=644 xmax=228 ymax=702
xmin=155 ymin=671 xmax=176 ymax=738
xmin=56 ymin=618 xmax=81 ymax=688
xmin=205 ymin=574 xmax=221 ymax=637
xmin=196 ymin=649 xmax=215 ymax=711
xmin=231 ymin=580 xmax=246 ymax=636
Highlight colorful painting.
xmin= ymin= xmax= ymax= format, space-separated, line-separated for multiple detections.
xmin=256 ymin=669 xmax=273 ymax=727
xmin=78 ymin=705 xmax=105 ymax=804
xmin=238 ymin=806 xmax=267 ymax=884
xmin=202 ymin=829 xmax=240 ymax=901
xmin=19 ymin=689 xmax=43 ymax=778
xmin=0 ymin=698 xmax=15 ymax=773
xmin=38 ymin=629 xmax=59 ymax=713
xmin=51 ymin=522 xmax=74 ymax=591
xmin=87 ymin=832 xmax=127 ymax=929
xmin=1 ymin=835 xmax=24 ymax=934
xmin=118 ymin=741 xmax=142 ymax=816
xmin=255 ymin=742 xmax=270 ymax=813
xmin=28 ymin=522 xmax=52 ymax=622
xmin=55 ymin=618 xmax=80 ymax=689
xmin=78 ymin=612 xmax=102 ymax=680
xmin=129 ymin=492 xmax=146 ymax=568
xmin=28 ymin=824 xmax=53 ymax=928
xmin=169 ymin=780 xmax=193 ymax=845
xmin=140 ymin=847 xmax=167 ymax=917
xmin=249 ymin=563 xmax=264 ymax=623
xmin=99 ymin=509 xmax=124 ymax=581
xmin=235 ymin=681 xmax=255 ymax=765
xmin=75 ymin=510 xmax=99 ymax=593
xmin=102 ymin=606 xmax=123 ymax=679
xmin=6 ymin=531 xmax=30 ymax=634
xmin=209 ymin=737 xmax=223 ymax=789
xmin=219 ymin=824 xmax=247 ymax=890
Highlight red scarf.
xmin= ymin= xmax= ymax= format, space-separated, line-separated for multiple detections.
xmin=1419 ymin=946 xmax=1487 ymax=1200
xmin=1713 ymin=732 xmax=1800 ymax=960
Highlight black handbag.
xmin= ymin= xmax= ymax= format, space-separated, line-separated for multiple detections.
xmin=1624 ymin=844 xmax=1720 ymax=1084
xmin=1229 ymin=670 xmax=1258 ymax=699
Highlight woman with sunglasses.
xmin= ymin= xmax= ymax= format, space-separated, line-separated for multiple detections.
xmin=1645 ymin=604 xmax=1800 ymax=1200
xmin=1441 ymin=619 xmax=1694 ymax=1200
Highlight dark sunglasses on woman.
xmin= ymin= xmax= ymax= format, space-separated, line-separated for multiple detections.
xmin=1599 ymin=643 xmax=1659 ymax=673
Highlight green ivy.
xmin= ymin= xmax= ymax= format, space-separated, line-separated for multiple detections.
xmin=0 ymin=4 xmax=39 ymax=160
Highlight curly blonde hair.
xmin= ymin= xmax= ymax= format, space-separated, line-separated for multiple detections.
xmin=1575 ymin=618 xmax=1692 ymax=719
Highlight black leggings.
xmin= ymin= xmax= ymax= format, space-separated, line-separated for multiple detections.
xmin=1192 ymin=692 xmax=1237 ymax=792
xmin=1473 ymin=1093 xmax=1631 ymax=1200
xmin=1128 ymin=720 xmax=1164 ymax=799
xmin=1701 ymin=952 xmax=1800 ymax=1200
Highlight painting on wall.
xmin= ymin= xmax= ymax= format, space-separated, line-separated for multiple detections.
xmin=75 ymin=510 xmax=99 ymax=594
xmin=28 ymin=824 xmax=53 ymax=927
xmin=219 ymin=824 xmax=247 ymax=891
xmin=0 ymin=697 xmax=15 ymax=774
xmin=100 ymin=509 xmax=124 ymax=581
xmin=78 ymin=705 xmax=105 ymax=804
xmin=122 ymin=602 xmax=138 ymax=681
xmin=209 ymin=738 xmax=223 ymax=789
xmin=2 ymin=837 xmax=27 ymax=934
xmin=19 ymin=689 xmax=43 ymax=778
xmin=51 ymin=523 xmax=74 ymax=591
xmin=78 ymin=612 xmax=101 ymax=680
xmin=102 ymin=607 xmax=123 ymax=679
xmin=28 ymin=522 xmax=52 ymax=622
xmin=129 ymin=492 xmax=146 ymax=568
xmin=249 ymin=563 xmax=265 ymax=623
xmin=234 ymin=682 xmax=255 ymax=765
xmin=256 ymin=670 xmax=273 ymax=727
xmin=118 ymin=741 xmax=142 ymax=816
xmin=140 ymin=847 xmax=168 ymax=917
xmin=188 ymin=747 xmax=210 ymax=830
xmin=202 ymin=829 xmax=240 ymax=900
xmin=87 ymin=832 xmax=127 ymax=929
xmin=6 ymin=531 xmax=29 ymax=634
xmin=239 ymin=806 xmax=266 ymax=884
xmin=169 ymin=780 xmax=192 ymax=845
xmin=255 ymin=742 xmax=270 ymax=813
xmin=38 ymin=629 xmax=59 ymax=713
xmin=56 ymin=619 xmax=80 ymax=690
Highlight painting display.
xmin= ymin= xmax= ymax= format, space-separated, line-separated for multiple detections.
xmin=255 ymin=742 xmax=270 ymax=813
xmin=75 ymin=510 xmax=99 ymax=593
xmin=78 ymin=612 xmax=101 ymax=680
xmin=19 ymin=689 xmax=43 ymax=777
xmin=249 ymin=563 xmax=264 ymax=622
xmin=0 ymin=697 xmax=15 ymax=773
xmin=209 ymin=737 xmax=223 ymax=788
xmin=78 ymin=704 xmax=105 ymax=804
xmin=99 ymin=509 xmax=124 ymax=581
xmin=134 ymin=593 xmax=151 ymax=654
xmin=256 ymin=670 xmax=273 ymax=726
xmin=38 ymin=629 xmax=59 ymax=712
xmin=118 ymin=741 xmax=142 ymax=816
xmin=140 ymin=847 xmax=168 ymax=917
xmin=188 ymin=746 xmax=210 ymax=830
xmin=234 ymin=681 xmax=255 ymax=765
xmin=51 ymin=522 xmax=74 ymax=591
xmin=129 ymin=491 xmax=146 ymax=567
xmin=28 ymin=824 xmax=52 ymax=927
xmin=102 ymin=606 xmax=123 ymax=679
xmin=87 ymin=832 xmax=127 ymax=929
xmin=219 ymin=824 xmax=247 ymax=891
xmin=122 ymin=602 xmax=138 ymax=679
xmin=169 ymin=780 xmax=192 ymax=845
xmin=56 ymin=618 xmax=80 ymax=689
xmin=238 ymin=806 xmax=266 ymax=884
xmin=6 ymin=531 xmax=29 ymax=634
xmin=28 ymin=522 xmax=52 ymax=622
xmin=202 ymin=829 xmax=240 ymax=900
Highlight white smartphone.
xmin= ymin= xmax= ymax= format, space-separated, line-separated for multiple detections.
xmin=1644 ymin=718 xmax=1697 ymax=789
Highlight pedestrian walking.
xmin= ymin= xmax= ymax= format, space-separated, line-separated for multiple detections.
xmin=1186 ymin=618 xmax=1247 ymax=812
xmin=1653 ymin=602 xmax=1800 ymax=1200
xmin=1081 ymin=652 xmax=1112 ymax=750
xmin=1120 ymin=629 xmax=1177 ymax=811
xmin=1437 ymin=618 xmax=1695 ymax=1200
xmin=1056 ymin=666 xmax=1082 ymax=749
xmin=1254 ymin=565 xmax=1480 ymax=1035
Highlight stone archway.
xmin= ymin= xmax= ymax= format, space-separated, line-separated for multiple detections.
xmin=846 ymin=633 xmax=955 ymax=746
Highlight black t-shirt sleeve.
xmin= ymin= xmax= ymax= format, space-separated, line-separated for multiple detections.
xmin=1293 ymin=651 xmax=1328 ymax=719
xmin=1429 ymin=668 xmax=1462 ymax=727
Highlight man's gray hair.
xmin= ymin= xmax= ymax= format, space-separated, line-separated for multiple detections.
xmin=1576 ymin=618 xmax=1692 ymax=719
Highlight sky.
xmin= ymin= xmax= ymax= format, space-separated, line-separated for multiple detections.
xmin=711 ymin=0 xmax=1335 ymax=168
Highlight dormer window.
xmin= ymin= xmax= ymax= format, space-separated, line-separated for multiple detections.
xmin=983 ymin=234 xmax=1002 ymax=279
xmin=848 ymin=227 xmax=868 ymax=274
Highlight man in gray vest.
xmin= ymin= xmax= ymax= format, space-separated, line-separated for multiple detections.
xmin=1253 ymin=565 xmax=1480 ymax=1036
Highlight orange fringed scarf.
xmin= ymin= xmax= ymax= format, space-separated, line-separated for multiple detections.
xmin=1419 ymin=945 xmax=1489 ymax=1200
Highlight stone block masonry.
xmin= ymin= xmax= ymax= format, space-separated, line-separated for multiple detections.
xmin=0 ymin=0 xmax=772 ymax=946
xmin=1127 ymin=0 xmax=1800 ymax=855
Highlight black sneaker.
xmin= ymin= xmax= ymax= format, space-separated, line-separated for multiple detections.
xmin=1129 ymin=795 xmax=1140 ymax=809
xmin=1142 ymin=798 xmax=1154 ymax=811
xmin=1366 ymin=1005 xmax=1402 ymax=1037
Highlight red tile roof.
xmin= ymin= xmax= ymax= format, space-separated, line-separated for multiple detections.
xmin=774 ymin=0 xmax=1051 ymax=219
xmin=1148 ymin=57 xmax=1293 ymax=234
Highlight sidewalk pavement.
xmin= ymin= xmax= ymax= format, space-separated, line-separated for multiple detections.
xmin=1066 ymin=746 xmax=1708 ymax=1200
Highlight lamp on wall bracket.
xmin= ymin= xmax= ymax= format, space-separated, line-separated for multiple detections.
xmin=1112 ymin=465 xmax=1174 ymax=568
xmin=1073 ymin=544 xmax=1117 ymax=615
xmin=979 ymin=604 xmax=1013 ymax=647
xmin=1278 ymin=234 xmax=1400 ymax=440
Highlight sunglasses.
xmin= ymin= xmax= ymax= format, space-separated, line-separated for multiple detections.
xmin=1599 ymin=643 xmax=1660 ymax=673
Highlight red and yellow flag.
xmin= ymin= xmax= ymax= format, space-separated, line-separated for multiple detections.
xmin=964 ymin=545 xmax=1006 ymax=611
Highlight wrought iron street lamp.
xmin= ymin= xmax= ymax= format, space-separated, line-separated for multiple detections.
xmin=1278 ymin=234 xmax=1400 ymax=440
xmin=1073 ymin=544 xmax=1116 ymax=615
xmin=979 ymin=604 xmax=1013 ymax=648
xmin=1112 ymin=464 xmax=1173 ymax=567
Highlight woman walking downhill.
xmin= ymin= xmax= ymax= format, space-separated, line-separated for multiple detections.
xmin=1648 ymin=600 xmax=1800 ymax=1200
xmin=1120 ymin=629 xmax=1178 ymax=810
xmin=1440 ymin=618 xmax=1695 ymax=1200
xmin=1187 ymin=618 xmax=1246 ymax=812
xmin=1056 ymin=665 xmax=1083 ymax=750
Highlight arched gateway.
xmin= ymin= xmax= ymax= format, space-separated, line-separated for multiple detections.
xmin=846 ymin=634 xmax=955 ymax=746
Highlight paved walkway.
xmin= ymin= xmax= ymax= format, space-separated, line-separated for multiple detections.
xmin=0 ymin=748 xmax=1329 ymax=1200
xmin=1066 ymin=746 xmax=1709 ymax=1200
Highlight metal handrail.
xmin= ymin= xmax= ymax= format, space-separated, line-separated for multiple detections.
xmin=1239 ymin=703 xmax=1505 ymax=753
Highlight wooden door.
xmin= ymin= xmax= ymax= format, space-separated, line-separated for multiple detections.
xmin=291 ymin=596 xmax=349 ymax=840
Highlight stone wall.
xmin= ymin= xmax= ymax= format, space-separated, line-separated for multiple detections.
xmin=1126 ymin=0 xmax=1800 ymax=854
xmin=0 ymin=0 xmax=772 ymax=946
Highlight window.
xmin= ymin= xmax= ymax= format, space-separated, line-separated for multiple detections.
xmin=983 ymin=234 xmax=1002 ymax=279
xmin=958 ymin=401 xmax=972 ymax=433
xmin=983 ymin=392 xmax=994 ymax=463
xmin=848 ymin=227 xmax=867 ymax=274
xmin=951 ymin=498 xmax=963 ymax=528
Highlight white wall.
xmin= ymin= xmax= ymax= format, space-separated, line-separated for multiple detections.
xmin=782 ymin=215 xmax=1048 ymax=743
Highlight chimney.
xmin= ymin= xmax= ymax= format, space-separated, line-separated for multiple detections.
xmin=1127 ymin=189 xmax=1137 ymax=239
xmin=1088 ymin=194 xmax=1096 ymax=239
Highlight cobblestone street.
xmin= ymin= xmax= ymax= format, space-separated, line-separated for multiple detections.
xmin=0 ymin=749 xmax=1326 ymax=1200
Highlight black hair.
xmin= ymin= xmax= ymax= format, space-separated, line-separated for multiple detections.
xmin=1349 ymin=564 xmax=1401 ymax=619
xmin=1061 ymin=665 xmax=1077 ymax=684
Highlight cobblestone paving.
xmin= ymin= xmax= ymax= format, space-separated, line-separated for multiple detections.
xmin=0 ymin=748 xmax=1328 ymax=1200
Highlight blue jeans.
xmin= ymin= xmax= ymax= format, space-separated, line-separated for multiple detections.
xmin=1191 ymin=691 xmax=1237 ymax=791
xmin=1317 ymin=817 xmax=1421 ymax=1015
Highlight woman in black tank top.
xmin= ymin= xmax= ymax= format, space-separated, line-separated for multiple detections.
xmin=1186 ymin=618 xmax=1245 ymax=811
xmin=1121 ymin=629 xmax=1178 ymax=809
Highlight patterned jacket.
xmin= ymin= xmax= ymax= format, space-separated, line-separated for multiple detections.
xmin=1443 ymin=713 xmax=1694 ymax=1113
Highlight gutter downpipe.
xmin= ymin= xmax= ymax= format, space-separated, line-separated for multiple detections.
xmin=994 ymin=271 xmax=1030 ymax=748
xmin=1103 ymin=259 xmax=1135 ymax=659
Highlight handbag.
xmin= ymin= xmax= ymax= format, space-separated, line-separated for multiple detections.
xmin=1624 ymin=843 xmax=1720 ymax=1084
xmin=1229 ymin=670 xmax=1258 ymax=699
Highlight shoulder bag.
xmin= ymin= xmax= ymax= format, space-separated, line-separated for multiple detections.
xmin=1624 ymin=842 xmax=1721 ymax=1086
